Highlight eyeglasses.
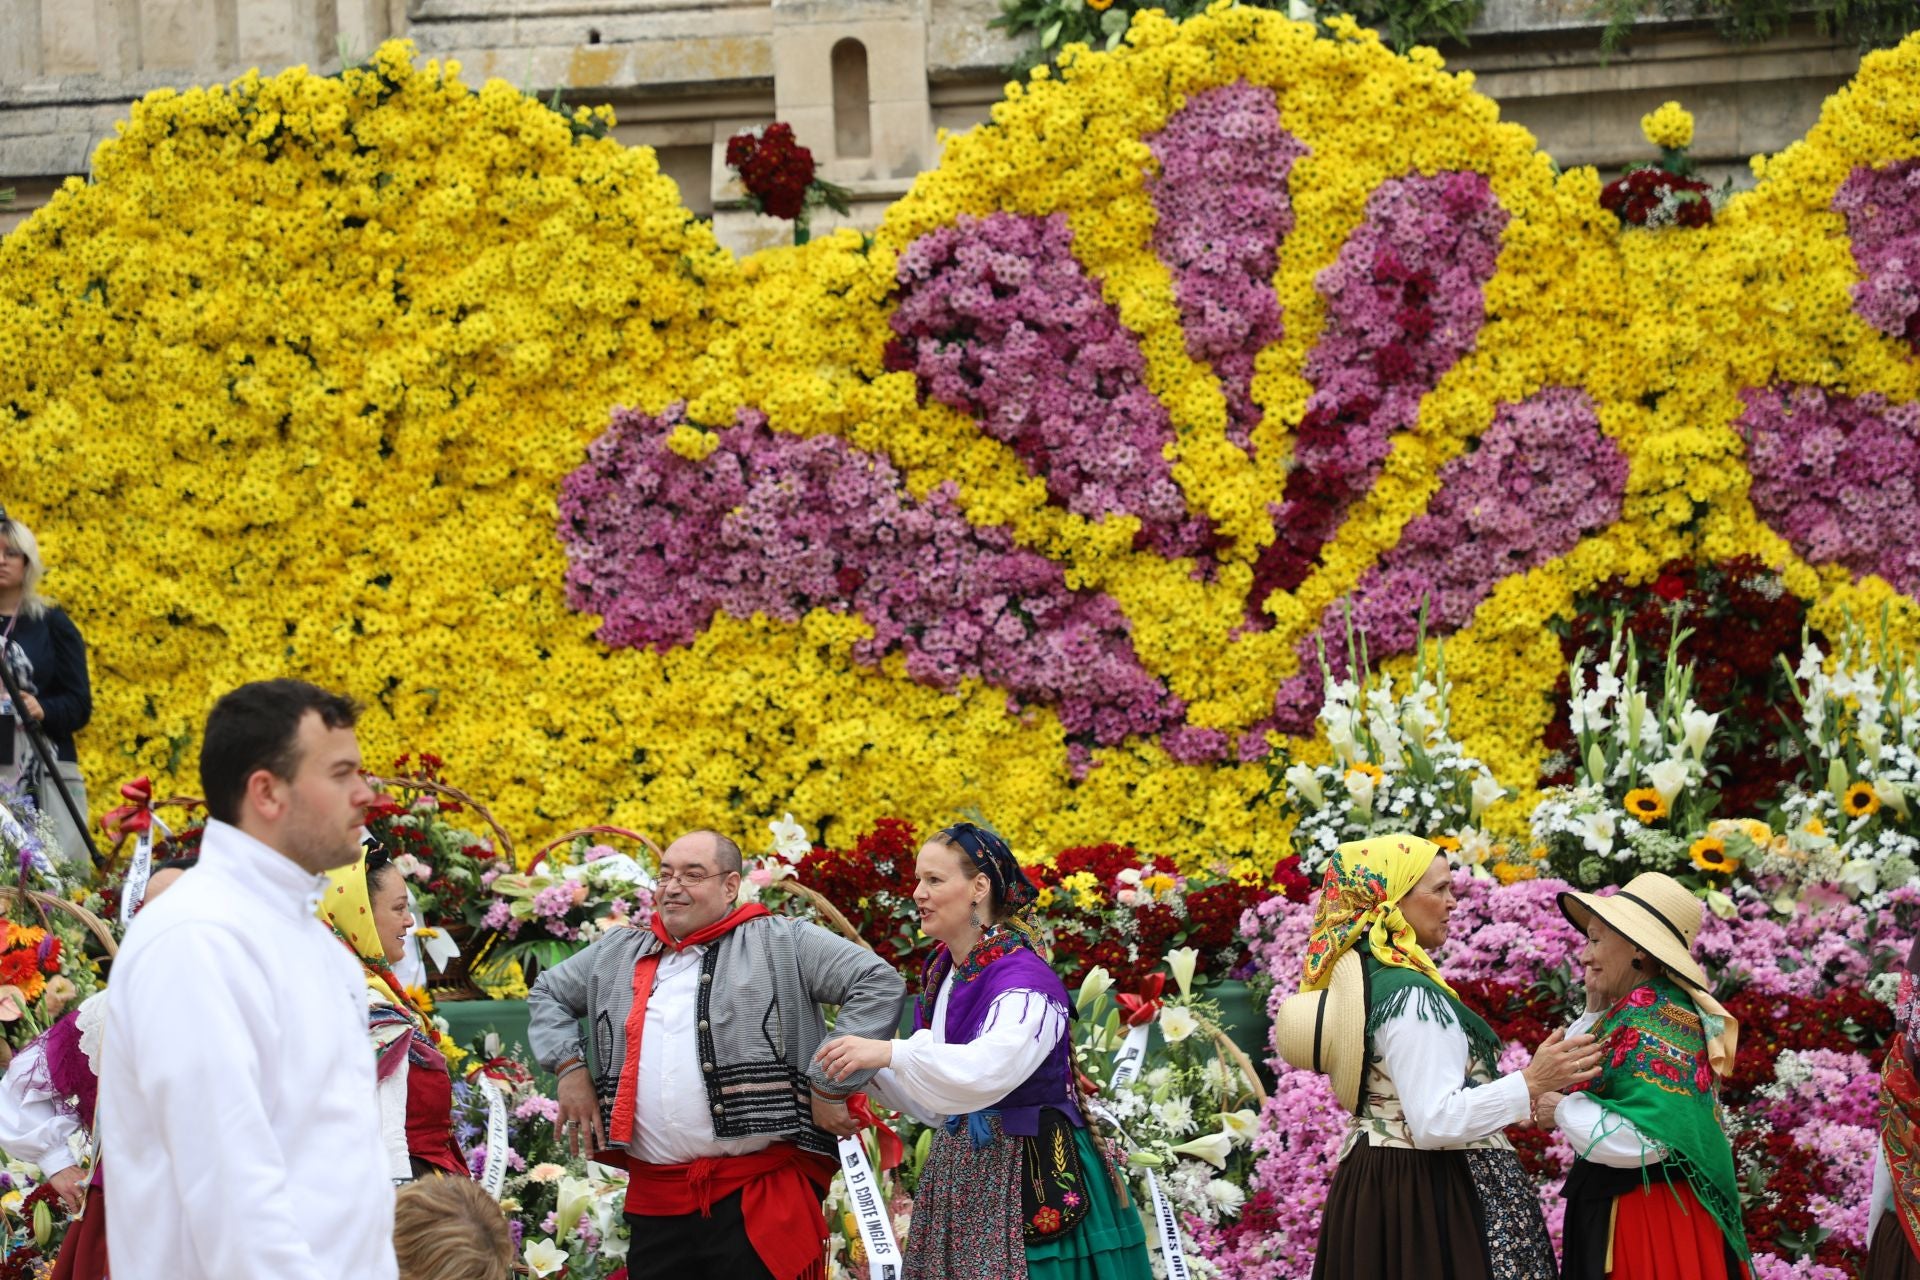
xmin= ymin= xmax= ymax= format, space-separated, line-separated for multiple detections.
xmin=0 ymin=550 xmax=24 ymax=563
xmin=656 ymin=866 xmax=724 ymax=888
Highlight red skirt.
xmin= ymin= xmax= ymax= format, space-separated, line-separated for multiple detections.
xmin=1607 ymin=1179 xmax=1748 ymax=1280
xmin=50 ymin=1182 xmax=108 ymax=1280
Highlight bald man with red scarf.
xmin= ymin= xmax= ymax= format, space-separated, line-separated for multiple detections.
xmin=529 ymin=830 xmax=906 ymax=1280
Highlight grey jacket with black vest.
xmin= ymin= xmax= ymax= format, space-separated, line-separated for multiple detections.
xmin=526 ymin=913 xmax=907 ymax=1160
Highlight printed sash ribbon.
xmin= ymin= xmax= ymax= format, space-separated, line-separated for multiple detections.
xmin=1097 ymin=1030 xmax=1191 ymax=1276
xmin=838 ymin=1092 xmax=904 ymax=1280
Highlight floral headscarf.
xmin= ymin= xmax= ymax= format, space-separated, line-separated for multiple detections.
xmin=1302 ymin=833 xmax=1457 ymax=996
xmin=319 ymin=845 xmax=430 ymax=1037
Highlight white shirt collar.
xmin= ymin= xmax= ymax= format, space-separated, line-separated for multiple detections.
xmin=197 ymin=819 xmax=331 ymax=919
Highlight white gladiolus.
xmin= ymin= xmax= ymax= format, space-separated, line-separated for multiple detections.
xmin=1646 ymin=757 xmax=1690 ymax=806
xmin=1469 ymin=775 xmax=1506 ymax=821
xmin=1679 ymin=707 xmax=1719 ymax=762
xmin=1165 ymin=947 xmax=1200 ymax=998
xmin=1346 ymin=772 xmax=1376 ymax=817
xmin=1285 ymin=764 xmax=1326 ymax=810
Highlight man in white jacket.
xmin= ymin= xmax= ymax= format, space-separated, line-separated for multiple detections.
xmin=101 ymin=679 xmax=396 ymax=1280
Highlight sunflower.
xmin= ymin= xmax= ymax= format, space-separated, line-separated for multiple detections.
xmin=1624 ymin=788 xmax=1668 ymax=822
xmin=1689 ymin=836 xmax=1739 ymax=875
xmin=1845 ymin=782 xmax=1882 ymax=818
xmin=1430 ymin=834 xmax=1461 ymax=852
xmin=1345 ymin=761 xmax=1385 ymax=783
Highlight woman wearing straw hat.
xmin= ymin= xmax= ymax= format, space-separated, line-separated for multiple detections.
xmin=1542 ymin=873 xmax=1751 ymax=1280
xmin=1276 ymin=834 xmax=1603 ymax=1280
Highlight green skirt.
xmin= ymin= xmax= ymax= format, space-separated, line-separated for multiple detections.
xmin=1025 ymin=1128 xmax=1155 ymax=1280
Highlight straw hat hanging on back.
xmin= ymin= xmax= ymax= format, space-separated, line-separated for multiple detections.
xmin=1273 ymin=949 xmax=1367 ymax=1112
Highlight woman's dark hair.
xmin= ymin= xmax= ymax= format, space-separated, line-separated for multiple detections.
xmin=363 ymin=843 xmax=398 ymax=893
xmin=199 ymin=680 xmax=361 ymax=824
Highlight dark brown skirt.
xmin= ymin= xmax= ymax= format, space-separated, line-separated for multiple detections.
xmin=1869 ymin=1211 xmax=1920 ymax=1280
xmin=1312 ymin=1140 xmax=1491 ymax=1280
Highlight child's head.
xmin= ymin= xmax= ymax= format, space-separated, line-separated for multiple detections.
xmin=394 ymin=1175 xmax=515 ymax=1280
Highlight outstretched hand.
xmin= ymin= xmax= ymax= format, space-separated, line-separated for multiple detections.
xmin=813 ymin=1034 xmax=893 ymax=1084
xmin=1522 ymin=1027 xmax=1603 ymax=1097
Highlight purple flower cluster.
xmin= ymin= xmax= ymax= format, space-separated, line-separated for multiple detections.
xmin=1248 ymin=170 xmax=1509 ymax=617
xmin=883 ymin=212 xmax=1217 ymax=560
xmin=1146 ymin=81 xmax=1306 ymax=454
xmin=1833 ymin=158 xmax=1920 ymax=351
xmin=557 ymin=403 xmax=1186 ymax=747
xmin=1269 ymin=387 xmax=1627 ymax=730
xmin=1740 ymin=385 xmax=1920 ymax=595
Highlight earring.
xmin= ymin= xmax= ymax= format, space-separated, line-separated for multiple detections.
xmin=969 ymin=901 xmax=984 ymax=930
xmin=1630 ymin=958 xmax=1643 ymax=971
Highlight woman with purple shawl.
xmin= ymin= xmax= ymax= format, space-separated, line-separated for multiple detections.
xmin=816 ymin=822 xmax=1152 ymax=1280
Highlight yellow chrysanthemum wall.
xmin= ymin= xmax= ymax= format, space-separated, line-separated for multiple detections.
xmin=5 ymin=20 xmax=1920 ymax=875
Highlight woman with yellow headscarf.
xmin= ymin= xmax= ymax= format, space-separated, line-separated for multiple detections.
xmin=1295 ymin=835 xmax=1603 ymax=1280
xmin=319 ymin=841 xmax=467 ymax=1181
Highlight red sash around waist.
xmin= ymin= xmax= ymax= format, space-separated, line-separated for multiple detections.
xmin=623 ymin=1143 xmax=834 ymax=1280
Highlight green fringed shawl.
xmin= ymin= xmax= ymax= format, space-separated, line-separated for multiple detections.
xmin=1362 ymin=956 xmax=1506 ymax=1082
xmin=1572 ymin=975 xmax=1751 ymax=1266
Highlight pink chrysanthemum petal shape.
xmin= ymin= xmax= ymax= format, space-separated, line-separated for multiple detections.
xmin=883 ymin=212 xmax=1219 ymax=561
xmin=1740 ymin=385 xmax=1920 ymax=593
xmin=1146 ymin=80 xmax=1307 ymax=456
xmin=1266 ymin=386 xmax=1627 ymax=733
xmin=1833 ymin=158 xmax=1920 ymax=354
xmin=557 ymin=402 xmax=1187 ymax=750
xmin=1246 ymin=170 xmax=1510 ymax=622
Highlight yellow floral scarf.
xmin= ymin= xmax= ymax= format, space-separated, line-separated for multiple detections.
xmin=1302 ymin=834 xmax=1457 ymax=996
xmin=318 ymin=849 xmax=427 ymax=1035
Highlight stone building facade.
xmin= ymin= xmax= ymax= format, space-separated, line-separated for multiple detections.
xmin=0 ymin=0 xmax=1877 ymax=247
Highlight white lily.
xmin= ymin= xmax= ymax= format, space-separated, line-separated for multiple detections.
xmin=767 ymin=812 xmax=811 ymax=863
xmin=523 ymin=1239 xmax=568 ymax=1278
xmin=1165 ymin=947 xmax=1200 ymax=999
xmin=1875 ymin=778 xmax=1911 ymax=820
xmin=1170 ymin=1131 xmax=1234 ymax=1170
xmin=1220 ymin=1108 xmax=1259 ymax=1144
xmin=1159 ymin=1005 xmax=1200 ymax=1044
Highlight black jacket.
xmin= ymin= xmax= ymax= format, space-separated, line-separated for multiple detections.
xmin=1 ymin=605 xmax=91 ymax=762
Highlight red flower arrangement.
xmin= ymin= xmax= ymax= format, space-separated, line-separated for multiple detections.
xmin=1600 ymin=167 xmax=1715 ymax=228
xmin=1541 ymin=557 xmax=1818 ymax=816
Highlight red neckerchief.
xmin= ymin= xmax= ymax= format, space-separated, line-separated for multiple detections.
xmin=604 ymin=903 xmax=773 ymax=1149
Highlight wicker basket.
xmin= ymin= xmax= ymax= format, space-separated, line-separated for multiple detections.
xmin=771 ymin=878 xmax=873 ymax=953
xmin=0 ymin=886 xmax=118 ymax=956
xmin=367 ymin=775 xmax=516 ymax=863
xmin=530 ymin=825 xmax=663 ymax=872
